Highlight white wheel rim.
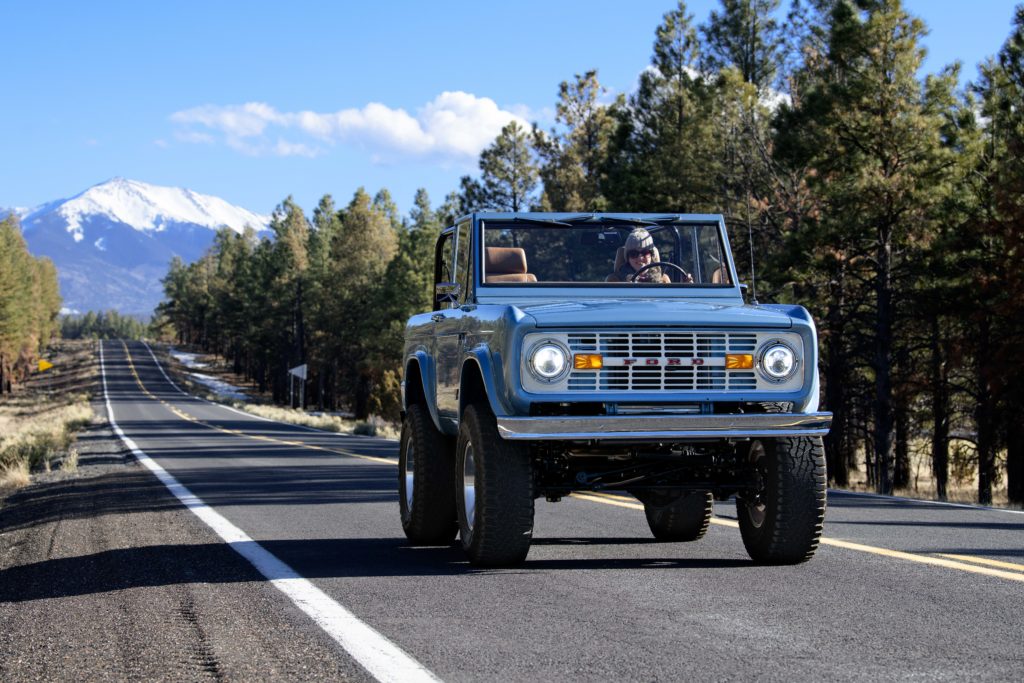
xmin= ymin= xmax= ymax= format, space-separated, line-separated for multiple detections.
xmin=405 ymin=441 xmax=415 ymax=510
xmin=463 ymin=442 xmax=476 ymax=532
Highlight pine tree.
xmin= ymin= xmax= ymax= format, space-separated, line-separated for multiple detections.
xmin=478 ymin=121 xmax=539 ymax=211
xmin=535 ymin=70 xmax=617 ymax=212
xmin=0 ymin=216 xmax=33 ymax=392
xmin=323 ymin=188 xmax=398 ymax=417
xmin=368 ymin=189 xmax=441 ymax=419
xmin=0 ymin=215 xmax=60 ymax=392
xmin=702 ymin=0 xmax=785 ymax=90
xmin=267 ymin=197 xmax=311 ymax=403
xmin=607 ymin=1 xmax=718 ymax=212
xmin=964 ymin=6 xmax=1024 ymax=504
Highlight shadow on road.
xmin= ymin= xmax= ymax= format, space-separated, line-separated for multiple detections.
xmin=0 ymin=534 xmax=758 ymax=604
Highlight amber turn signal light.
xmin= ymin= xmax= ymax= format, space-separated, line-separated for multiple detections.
xmin=574 ymin=354 xmax=603 ymax=370
xmin=726 ymin=354 xmax=754 ymax=369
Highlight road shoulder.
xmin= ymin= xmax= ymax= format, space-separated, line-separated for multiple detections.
xmin=0 ymin=407 xmax=366 ymax=682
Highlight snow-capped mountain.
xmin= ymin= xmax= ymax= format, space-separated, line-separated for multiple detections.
xmin=19 ymin=178 xmax=270 ymax=315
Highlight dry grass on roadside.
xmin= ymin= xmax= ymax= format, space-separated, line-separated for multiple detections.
xmin=0 ymin=461 xmax=30 ymax=492
xmin=836 ymin=440 xmax=1013 ymax=508
xmin=0 ymin=340 xmax=98 ymax=493
xmin=0 ymin=401 xmax=94 ymax=481
xmin=243 ymin=404 xmax=401 ymax=441
xmin=63 ymin=446 xmax=80 ymax=473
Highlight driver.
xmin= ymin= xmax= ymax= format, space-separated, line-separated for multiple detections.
xmin=612 ymin=228 xmax=670 ymax=283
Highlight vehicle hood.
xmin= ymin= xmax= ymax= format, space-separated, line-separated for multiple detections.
xmin=514 ymin=299 xmax=794 ymax=329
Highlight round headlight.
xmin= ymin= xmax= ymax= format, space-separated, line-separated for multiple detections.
xmin=759 ymin=343 xmax=798 ymax=381
xmin=529 ymin=343 xmax=568 ymax=381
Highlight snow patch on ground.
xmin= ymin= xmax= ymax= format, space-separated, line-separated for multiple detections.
xmin=170 ymin=349 xmax=207 ymax=368
xmin=170 ymin=347 xmax=247 ymax=399
xmin=188 ymin=372 xmax=248 ymax=400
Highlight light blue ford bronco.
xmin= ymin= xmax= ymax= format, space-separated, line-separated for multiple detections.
xmin=399 ymin=213 xmax=831 ymax=566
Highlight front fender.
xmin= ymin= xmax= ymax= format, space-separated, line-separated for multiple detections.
xmin=461 ymin=345 xmax=512 ymax=419
xmin=406 ymin=350 xmax=444 ymax=432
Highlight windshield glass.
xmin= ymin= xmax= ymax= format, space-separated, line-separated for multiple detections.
xmin=481 ymin=222 xmax=732 ymax=286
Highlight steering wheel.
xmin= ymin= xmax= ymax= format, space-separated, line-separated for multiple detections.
xmin=629 ymin=261 xmax=692 ymax=283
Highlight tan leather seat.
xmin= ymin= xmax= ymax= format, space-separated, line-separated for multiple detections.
xmin=606 ymin=246 xmax=670 ymax=283
xmin=485 ymin=247 xmax=538 ymax=283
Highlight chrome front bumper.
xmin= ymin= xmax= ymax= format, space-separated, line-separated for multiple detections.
xmin=495 ymin=412 xmax=832 ymax=441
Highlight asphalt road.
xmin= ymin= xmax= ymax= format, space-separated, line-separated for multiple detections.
xmin=5 ymin=340 xmax=1023 ymax=681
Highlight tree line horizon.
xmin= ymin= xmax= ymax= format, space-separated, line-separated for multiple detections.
xmin=127 ymin=0 xmax=1024 ymax=506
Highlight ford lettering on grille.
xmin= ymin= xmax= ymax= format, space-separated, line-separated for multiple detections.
xmin=564 ymin=331 xmax=761 ymax=391
xmin=607 ymin=357 xmax=716 ymax=366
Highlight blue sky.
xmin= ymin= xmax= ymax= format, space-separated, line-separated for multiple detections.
xmin=1 ymin=0 xmax=1019 ymax=218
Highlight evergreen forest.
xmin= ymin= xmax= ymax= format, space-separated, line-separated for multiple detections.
xmin=155 ymin=0 xmax=1024 ymax=505
xmin=60 ymin=310 xmax=150 ymax=341
xmin=0 ymin=215 xmax=62 ymax=394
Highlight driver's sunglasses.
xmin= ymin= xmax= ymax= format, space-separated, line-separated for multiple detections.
xmin=627 ymin=248 xmax=654 ymax=259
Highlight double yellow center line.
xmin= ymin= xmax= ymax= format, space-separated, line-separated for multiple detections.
xmin=572 ymin=492 xmax=1024 ymax=584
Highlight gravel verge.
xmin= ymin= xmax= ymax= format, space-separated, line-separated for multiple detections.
xmin=0 ymin=400 xmax=367 ymax=682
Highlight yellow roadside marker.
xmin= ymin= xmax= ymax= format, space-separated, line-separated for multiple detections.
xmin=38 ymin=359 xmax=54 ymax=372
xmin=570 ymin=490 xmax=1024 ymax=583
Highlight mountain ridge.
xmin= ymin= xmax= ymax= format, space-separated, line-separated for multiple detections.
xmin=19 ymin=178 xmax=271 ymax=315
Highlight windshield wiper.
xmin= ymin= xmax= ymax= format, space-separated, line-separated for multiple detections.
xmin=510 ymin=217 xmax=574 ymax=227
xmin=562 ymin=215 xmax=679 ymax=227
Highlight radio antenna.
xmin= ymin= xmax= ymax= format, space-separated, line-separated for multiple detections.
xmin=745 ymin=201 xmax=759 ymax=305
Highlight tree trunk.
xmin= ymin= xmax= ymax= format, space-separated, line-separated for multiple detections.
xmin=975 ymin=317 xmax=996 ymax=506
xmin=929 ymin=314 xmax=950 ymax=500
xmin=874 ymin=234 xmax=895 ymax=495
xmin=824 ymin=279 xmax=849 ymax=486
xmin=1007 ymin=418 xmax=1023 ymax=506
xmin=317 ymin=368 xmax=325 ymax=411
xmin=894 ymin=402 xmax=910 ymax=490
xmin=354 ymin=372 xmax=371 ymax=420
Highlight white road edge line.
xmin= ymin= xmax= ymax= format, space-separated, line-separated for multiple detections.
xmin=100 ymin=342 xmax=441 ymax=683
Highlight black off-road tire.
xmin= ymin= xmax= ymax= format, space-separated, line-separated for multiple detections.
xmin=455 ymin=404 xmax=535 ymax=567
xmin=737 ymin=436 xmax=827 ymax=564
xmin=644 ymin=491 xmax=714 ymax=542
xmin=399 ymin=403 xmax=457 ymax=545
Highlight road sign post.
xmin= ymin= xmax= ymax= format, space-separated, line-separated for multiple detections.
xmin=288 ymin=364 xmax=308 ymax=409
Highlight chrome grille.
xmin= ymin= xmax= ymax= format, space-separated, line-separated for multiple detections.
xmin=566 ymin=331 xmax=759 ymax=392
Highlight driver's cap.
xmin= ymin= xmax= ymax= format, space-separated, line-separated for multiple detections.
xmin=625 ymin=228 xmax=654 ymax=253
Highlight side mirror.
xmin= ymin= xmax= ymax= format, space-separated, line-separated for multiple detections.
xmin=739 ymin=283 xmax=749 ymax=303
xmin=435 ymin=281 xmax=461 ymax=304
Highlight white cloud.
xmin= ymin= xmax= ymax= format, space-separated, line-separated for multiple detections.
xmin=174 ymin=130 xmax=215 ymax=145
xmin=171 ymin=102 xmax=282 ymax=138
xmin=273 ymin=139 xmax=320 ymax=158
xmin=169 ymin=92 xmax=530 ymax=161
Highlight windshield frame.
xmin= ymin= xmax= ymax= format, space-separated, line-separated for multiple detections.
xmin=472 ymin=213 xmax=742 ymax=302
